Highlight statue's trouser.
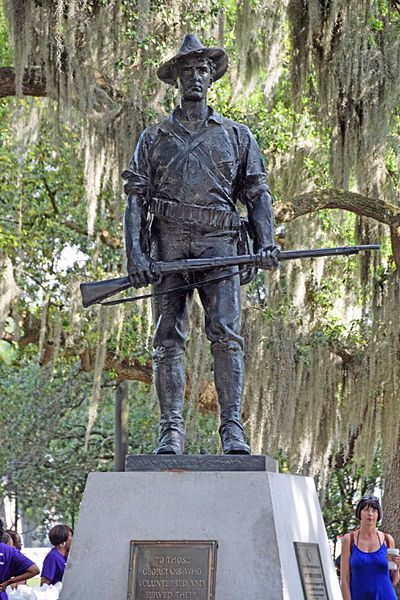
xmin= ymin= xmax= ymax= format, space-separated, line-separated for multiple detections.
xmin=151 ymin=217 xmax=250 ymax=454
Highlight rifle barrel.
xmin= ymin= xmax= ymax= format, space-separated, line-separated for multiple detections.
xmin=80 ymin=244 xmax=380 ymax=308
xmin=157 ymin=244 xmax=380 ymax=272
xmin=278 ymin=244 xmax=380 ymax=261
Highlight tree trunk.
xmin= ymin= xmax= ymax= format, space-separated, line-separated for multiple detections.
xmin=382 ymin=434 xmax=400 ymax=598
xmin=390 ymin=225 xmax=400 ymax=271
xmin=114 ymin=381 xmax=129 ymax=471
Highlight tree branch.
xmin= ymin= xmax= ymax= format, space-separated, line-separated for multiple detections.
xmin=275 ymin=188 xmax=400 ymax=270
xmin=275 ymin=189 xmax=400 ymax=227
xmin=0 ymin=66 xmax=122 ymax=104
xmin=42 ymin=176 xmax=59 ymax=214
xmin=103 ymin=352 xmax=153 ymax=385
xmin=39 ymin=172 xmax=122 ymax=249
xmin=0 ymin=67 xmax=47 ymax=98
xmin=61 ymin=219 xmax=122 ymax=249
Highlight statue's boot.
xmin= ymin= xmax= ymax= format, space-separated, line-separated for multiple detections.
xmin=219 ymin=421 xmax=250 ymax=455
xmin=154 ymin=428 xmax=185 ymax=454
xmin=213 ymin=344 xmax=251 ymax=455
xmin=153 ymin=354 xmax=186 ymax=455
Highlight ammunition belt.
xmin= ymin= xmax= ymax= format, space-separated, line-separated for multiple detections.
xmin=150 ymin=198 xmax=241 ymax=230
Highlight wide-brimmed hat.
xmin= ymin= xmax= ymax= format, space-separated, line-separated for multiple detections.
xmin=157 ymin=34 xmax=228 ymax=85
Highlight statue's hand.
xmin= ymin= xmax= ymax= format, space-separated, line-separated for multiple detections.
xmin=259 ymin=244 xmax=281 ymax=270
xmin=128 ymin=253 xmax=161 ymax=288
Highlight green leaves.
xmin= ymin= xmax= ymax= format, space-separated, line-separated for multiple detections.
xmin=0 ymin=359 xmax=133 ymax=520
xmin=0 ymin=339 xmax=17 ymax=364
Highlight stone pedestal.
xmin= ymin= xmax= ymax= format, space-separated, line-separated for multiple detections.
xmin=59 ymin=457 xmax=341 ymax=600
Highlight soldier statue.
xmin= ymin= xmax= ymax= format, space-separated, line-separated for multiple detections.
xmin=122 ymin=34 xmax=279 ymax=456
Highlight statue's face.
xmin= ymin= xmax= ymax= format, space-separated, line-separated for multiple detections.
xmin=176 ymin=56 xmax=212 ymax=101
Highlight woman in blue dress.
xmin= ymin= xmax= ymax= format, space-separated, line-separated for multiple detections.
xmin=341 ymin=495 xmax=400 ymax=599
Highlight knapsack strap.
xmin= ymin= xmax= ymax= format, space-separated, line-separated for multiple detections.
xmin=156 ymin=124 xmax=211 ymax=191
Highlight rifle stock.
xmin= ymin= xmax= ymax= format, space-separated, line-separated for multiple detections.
xmin=80 ymin=277 xmax=131 ymax=308
xmin=80 ymin=244 xmax=379 ymax=308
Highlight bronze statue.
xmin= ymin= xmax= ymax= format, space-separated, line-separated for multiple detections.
xmin=122 ymin=34 xmax=280 ymax=455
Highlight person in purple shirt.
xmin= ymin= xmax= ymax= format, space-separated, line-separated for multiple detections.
xmin=0 ymin=519 xmax=39 ymax=599
xmin=41 ymin=524 xmax=73 ymax=586
xmin=6 ymin=531 xmax=22 ymax=551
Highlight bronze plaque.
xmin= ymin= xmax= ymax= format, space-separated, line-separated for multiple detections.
xmin=294 ymin=542 xmax=329 ymax=599
xmin=128 ymin=540 xmax=217 ymax=600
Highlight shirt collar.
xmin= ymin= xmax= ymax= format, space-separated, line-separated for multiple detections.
xmin=207 ymin=107 xmax=223 ymax=124
xmin=159 ymin=105 xmax=223 ymax=132
xmin=53 ymin=547 xmax=67 ymax=559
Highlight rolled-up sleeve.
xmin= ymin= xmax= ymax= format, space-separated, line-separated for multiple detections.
xmin=121 ymin=129 xmax=151 ymax=200
xmin=238 ymin=127 xmax=270 ymax=206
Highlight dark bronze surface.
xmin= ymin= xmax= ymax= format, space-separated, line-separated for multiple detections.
xmin=79 ymin=34 xmax=380 ymax=459
xmin=120 ymin=33 xmax=281 ymax=456
xmin=128 ymin=540 xmax=217 ymax=600
xmin=125 ymin=454 xmax=276 ymax=472
xmin=79 ymin=32 xmax=379 ymax=457
xmin=81 ymin=244 xmax=380 ymax=308
xmin=294 ymin=542 xmax=329 ymax=600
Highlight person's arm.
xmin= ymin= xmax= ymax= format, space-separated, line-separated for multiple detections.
xmin=247 ymin=191 xmax=280 ymax=268
xmin=124 ymin=192 xmax=159 ymax=288
xmin=41 ymin=576 xmax=51 ymax=586
xmin=239 ymin=127 xmax=279 ymax=268
xmin=122 ymin=130 xmax=159 ymax=288
xmin=0 ymin=564 xmax=39 ymax=591
xmin=340 ymin=534 xmax=352 ymax=600
xmin=386 ymin=533 xmax=400 ymax=586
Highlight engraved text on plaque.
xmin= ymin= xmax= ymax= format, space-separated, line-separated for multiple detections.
xmin=294 ymin=542 xmax=329 ymax=599
xmin=128 ymin=540 xmax=217 ymax=600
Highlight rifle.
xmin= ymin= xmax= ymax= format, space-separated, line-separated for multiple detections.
xmin=80 ymin=244 xmax=379 ymax=308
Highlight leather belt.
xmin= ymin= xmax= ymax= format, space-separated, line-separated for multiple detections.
xmin=150 ymin=198 xmax=241 ymax=230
